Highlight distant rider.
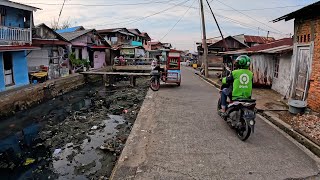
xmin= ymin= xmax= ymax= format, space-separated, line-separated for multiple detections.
xmin=220 ymin=55 xmax=253 ymax=115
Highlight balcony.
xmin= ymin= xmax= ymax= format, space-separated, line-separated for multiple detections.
xmin=0 ymin=26 xmax=31 ymax=45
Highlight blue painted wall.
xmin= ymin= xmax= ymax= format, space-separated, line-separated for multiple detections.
xmin=12 ymin=51 xmax=29 ymax=87
xmin=0 ymin=52 xmax=4 ymax=91
xmin=4 ymin=7 xmax=26 ymax=28
xmin=131 ymin=41 xmax=143 ymax=46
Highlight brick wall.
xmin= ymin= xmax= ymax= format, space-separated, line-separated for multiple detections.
xmin=295 ymin=17 xmax=320 ymax=111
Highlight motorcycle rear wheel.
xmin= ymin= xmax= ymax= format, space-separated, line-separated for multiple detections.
xmin=150 ymin=77 xmax=160 ymax=91
xmin=237 ymin=119 xmax=251 ymax=141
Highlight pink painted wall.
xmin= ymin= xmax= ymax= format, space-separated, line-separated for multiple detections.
xmin=143 ymin=41 xmax=152 ymax=51
xmin=93 ymin=51 xmax=106 ymax=69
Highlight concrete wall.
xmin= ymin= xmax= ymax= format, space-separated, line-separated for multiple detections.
xmin=271 ymin=53 xmax=292 ymax=96
xmin=0 ymin=53 xmax=4 ymax=91
xmin=12 ymin=51 xmax=29 ymax=87
xmin=0 ymin=67 xmax=112 ymax=117
xmin=27 ymin=49 xmax=50 ymax=67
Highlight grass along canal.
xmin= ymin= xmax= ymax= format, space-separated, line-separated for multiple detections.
xmin=0 ymin=77 xmax=149 ymax=180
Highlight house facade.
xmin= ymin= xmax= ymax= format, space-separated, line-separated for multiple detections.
xmin=223 ymin=38 xmax=293 ymax=96
xmin=28 ymin=23 xmax=70 ymax=79
xmin=59 ymin=29 xmax=110 ymax=69
xmin=0 ymin=1 xmax=39 ymax=91
xmin=273 ymin=2 xmax=320 ymax=111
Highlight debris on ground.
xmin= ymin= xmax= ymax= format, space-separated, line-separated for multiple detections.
xmin=291 ymin=114 xmax=320 ymax=145
xmin=0 ymin=77 xmax=149 ymax=179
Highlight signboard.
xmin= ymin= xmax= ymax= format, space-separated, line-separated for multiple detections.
xmin=167 ymin=70 xmax=181 ymax=82
xmin=168 ymin=58 xmax=179 ymax=69
xmin=121 ymin=48 xmax=135 ymax=55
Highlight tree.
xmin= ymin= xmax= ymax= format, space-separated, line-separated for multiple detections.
xmin=51 ymin=18 xmax=72 ymax=30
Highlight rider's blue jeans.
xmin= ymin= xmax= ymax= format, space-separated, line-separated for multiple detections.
xmin=221 ymin=88 xmax=229 ymax=109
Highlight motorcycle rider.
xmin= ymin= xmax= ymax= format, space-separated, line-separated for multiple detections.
xmin=220 ymin=55 xmax=253 ymax=115
xmin=152 ymin=55 xmax=165 ymax=79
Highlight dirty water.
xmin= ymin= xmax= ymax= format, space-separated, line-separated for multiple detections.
xmin=0 ymin=78 xmax=149 ymax=179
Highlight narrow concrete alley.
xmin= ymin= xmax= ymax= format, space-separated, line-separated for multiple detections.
xmin=112 ymin=67 xmax=320 ymax=180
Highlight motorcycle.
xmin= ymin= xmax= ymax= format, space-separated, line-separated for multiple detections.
xmin=150 ymin=70 xmax=161 ymax=91
xmin=217 ymin=87 xmax=256 ymax=141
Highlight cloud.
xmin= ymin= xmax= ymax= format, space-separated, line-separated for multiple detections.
xmin=12 ymin=0 xmax=318 ymax=51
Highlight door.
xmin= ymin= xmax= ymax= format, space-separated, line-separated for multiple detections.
xmin=93 ymin=51 xmax=106 ymax=69
xmin=294 ymin=46 xmax=310 ymax=100
xmin=3 ymin=52 xmax=14 ymax=86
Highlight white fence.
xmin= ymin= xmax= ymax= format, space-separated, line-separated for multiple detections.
xmin=0 ymin=26 xmax=31 ymax=43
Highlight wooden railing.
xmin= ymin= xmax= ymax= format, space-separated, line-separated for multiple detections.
xmin=0 ymin=26 xmax=31 ymax=43
xmin=114 ymin=58 xmax=156 ymax=66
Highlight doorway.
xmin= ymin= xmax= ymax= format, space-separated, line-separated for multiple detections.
xmin=3 ymin=52 xmax=14 ymax=86
xmin=293 ymin=46 xmax=311 ymax=100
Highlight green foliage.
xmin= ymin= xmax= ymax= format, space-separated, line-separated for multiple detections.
xmin=69 ymin=52 xmax=90 ymax=67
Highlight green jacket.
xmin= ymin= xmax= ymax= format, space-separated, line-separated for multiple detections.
xmin=222 ymin=69 xmax=253 ymax=100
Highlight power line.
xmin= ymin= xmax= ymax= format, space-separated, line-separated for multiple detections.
xmin=86 ymin=0 xmax=190 ymax=27
xmin=212 ymin=0 xmax=284 ymax=34
xmin=164 ymin=2 xmax=290 ymax=35
xmin=160 ymin=0 xmax=196 ymax=41
xmin=15 ymin=0 xmax=181 ymax=7
xmin=57 ymin=0 xmax=66 ymax=24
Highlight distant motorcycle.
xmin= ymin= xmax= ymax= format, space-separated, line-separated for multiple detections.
xmin=150 ymin=70 xmax=161 ymax=91
xmin=217 ymin=88 xmax=256 ymax=141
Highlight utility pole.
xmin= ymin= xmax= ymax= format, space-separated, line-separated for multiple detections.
xmin=199 ymin=0 xmax=209 ymax=77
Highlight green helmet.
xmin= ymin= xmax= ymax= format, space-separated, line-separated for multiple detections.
xmin=235 ymin=55 xmax=251 ymax=69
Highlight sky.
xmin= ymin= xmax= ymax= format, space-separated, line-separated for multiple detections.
xmin=13 ymin=0 xmax=318 ymax=51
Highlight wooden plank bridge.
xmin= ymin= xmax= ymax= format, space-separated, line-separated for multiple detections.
xmin=80 ymin=71 xmax=150 ymax=87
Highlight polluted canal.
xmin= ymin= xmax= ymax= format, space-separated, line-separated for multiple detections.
xmin=0 ymin=77 xmax=149 ymax=179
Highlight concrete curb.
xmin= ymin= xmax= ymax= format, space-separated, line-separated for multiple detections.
xmin=110 ymin=89 xmax=155 ymax=180
xmin=195 ymin=70 xmax=320 ymax=159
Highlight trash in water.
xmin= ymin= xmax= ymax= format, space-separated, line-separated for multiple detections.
xmin=23 ymin=158 xmax=35 ymax=166
xmin=53 ymin=149 xmax=62 ymax=155
xmin=91 ymin=126 xmax=98 ymax=130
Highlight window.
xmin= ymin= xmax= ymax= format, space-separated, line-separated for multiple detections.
xmin=0 ymin=8 xmax=6 ymax=26
xmin=79 ymin=48 xmax=82 ymax=60
xmin=273 ymin=56 xmax=279 ymax=78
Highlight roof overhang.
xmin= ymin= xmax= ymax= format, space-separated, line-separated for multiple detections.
xmin=32 ymin=39 xmax=70 ymax=46
xmin=0 ymin=45 xmax=41 ymax=52
xmin=273 ymin=2 xmax=320 ymax=22
xmin=0 ymin=1 xmax=41 ymax=12
xmin=89 ymin=46 xmax=110 ymax=49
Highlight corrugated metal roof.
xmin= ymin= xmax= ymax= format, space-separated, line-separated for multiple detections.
xmin=259 ymin=45 xmax=293 ymax=53
xmin=97 ymin=28 xmax=126 ymax=34
xmin=1 ymin=1 xmax=40 ymax=11
xmin=59 ymin=29 xmax=93 ymax=41
xmin=246 ymin=38 xmax=292 ymax=52
xmin=222 ymin=38 xmax=293 ymax=55
xmin=273 ymin=2 xmax=320 ymax=22
xmin=244 ymin=35 xmax=275 ymax=44
xmin=56 ymin=26 xmax=85 ymax=34
xmin=150 ymin=42 xmax=162 ymax=45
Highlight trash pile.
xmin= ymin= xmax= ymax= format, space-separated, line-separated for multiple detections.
xmin=0 ymin=77 xmax=149 ymax=179
xmin=291 ymin=114 xmax=320 ymax=145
